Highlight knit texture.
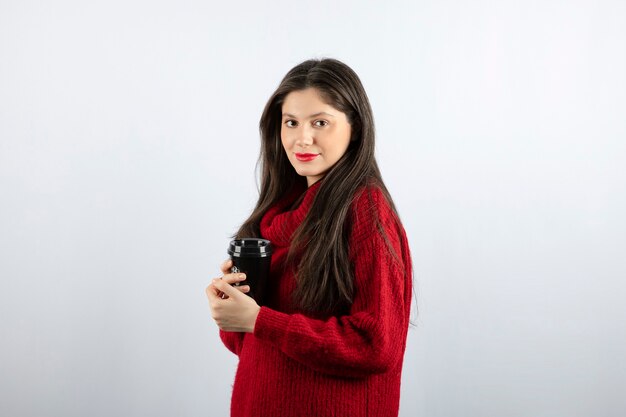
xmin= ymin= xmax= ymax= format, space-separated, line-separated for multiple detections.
xmin=219 ymin=180 xmax=413 ymax=417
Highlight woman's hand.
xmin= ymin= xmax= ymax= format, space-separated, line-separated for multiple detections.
xmin=205 ymin=259 xmax=261 ymax=333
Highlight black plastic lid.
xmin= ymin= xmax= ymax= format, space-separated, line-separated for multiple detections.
xmin=227 ymin=238 xmax=272 ymax=258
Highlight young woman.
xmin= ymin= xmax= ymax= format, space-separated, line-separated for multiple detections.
xmin=206 ymin=58 xmax=413 ymax=417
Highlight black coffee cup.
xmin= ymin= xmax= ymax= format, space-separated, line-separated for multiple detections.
xmin=227 ymin=238 xmax=272 ymax=304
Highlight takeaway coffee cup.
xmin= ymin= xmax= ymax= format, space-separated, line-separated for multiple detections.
xmin=227 ymin=238 xmax=272 ymax=304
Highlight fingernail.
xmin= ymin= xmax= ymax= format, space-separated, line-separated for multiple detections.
xmin=239 ymin=273 xmax=246 ymax=280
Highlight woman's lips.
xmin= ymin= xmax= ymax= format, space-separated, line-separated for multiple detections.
xmin=295 ymin=153 xmax=319 ymax=162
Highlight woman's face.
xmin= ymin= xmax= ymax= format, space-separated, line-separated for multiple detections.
xmin=281 ymin=88 xmax=352 ymax=187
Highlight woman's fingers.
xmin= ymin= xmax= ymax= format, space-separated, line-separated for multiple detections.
xmin=236 ymin=285 xmax=250 ymax=293
xmin=205 ymin=282 xmax=221 ymax=302
xmin=220 ymin=259 xmax=233 ymax=275
xmin=209 ymin=260 xmax=248 ymax=302
xmin=209 ymin=275 xmax=248 ymax=299
xmin=221 ymin=272 xmax=246 ymax=285
xmin=213 ymin=279 xmax=243 ymax=300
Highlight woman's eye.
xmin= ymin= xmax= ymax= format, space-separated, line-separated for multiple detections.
xmin=284 ymin=120 xmax=327 ymax=127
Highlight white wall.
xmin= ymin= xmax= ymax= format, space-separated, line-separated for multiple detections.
xmin=1 ymin=1 xmax=625 ymax=416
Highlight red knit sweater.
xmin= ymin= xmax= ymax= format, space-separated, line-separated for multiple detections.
xmin=219 ymin=179 xmax=413 ymax=417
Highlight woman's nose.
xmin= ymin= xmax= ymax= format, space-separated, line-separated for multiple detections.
xmin=295 ymin=126 xmax=314 ymax=147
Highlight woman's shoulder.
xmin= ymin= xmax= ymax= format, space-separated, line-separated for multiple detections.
xmin=349 ymin=179 xmax=395 ymax=216
xmin=347 ymin=181 xmax=410 ymax=272
xmin=347 ymin=180 xmax=402 ymax=243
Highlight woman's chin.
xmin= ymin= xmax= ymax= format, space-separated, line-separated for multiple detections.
xmin=294 ymin=168 xmax=316 ymax=177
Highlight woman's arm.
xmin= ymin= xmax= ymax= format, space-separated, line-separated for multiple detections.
xmin=207 ymin=259 xmax=252 ymax=356
xmin=219 ymin=330 xmax=245 ymax=356
xmin=252 ymin=209 xmax=412 ymax=379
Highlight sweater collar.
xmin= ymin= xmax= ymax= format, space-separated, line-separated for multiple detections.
xmin=260 ymin=179 xmax=323 ymax=247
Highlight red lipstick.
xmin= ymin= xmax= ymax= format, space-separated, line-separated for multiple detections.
xmin=295 ymin=153 xmax=319 ymax=162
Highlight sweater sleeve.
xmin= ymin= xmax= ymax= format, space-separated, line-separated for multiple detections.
xmin=219 ymin=329 xmax=245 ymax=356
xmin=252 ymin=187 xmax=412 ymax=378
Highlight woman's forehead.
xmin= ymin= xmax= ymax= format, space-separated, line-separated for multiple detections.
xmin=282 ymin=88 xmax=340 ymax=117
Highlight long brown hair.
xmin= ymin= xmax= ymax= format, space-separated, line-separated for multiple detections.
xmin=234 ymin=58 xmax=406 ymax=315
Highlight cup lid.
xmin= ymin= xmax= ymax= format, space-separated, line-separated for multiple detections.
xmin=228 ymin=238 xmax=272 ymax=257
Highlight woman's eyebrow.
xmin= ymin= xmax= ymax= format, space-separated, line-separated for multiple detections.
xmin=282 ymin=112 xmax=335 ymax=119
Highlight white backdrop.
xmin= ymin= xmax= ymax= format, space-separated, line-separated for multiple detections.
xmin=1 ymin=1 xmax=625 ymax=416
